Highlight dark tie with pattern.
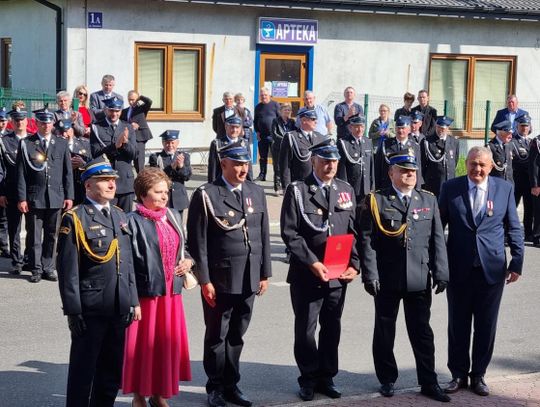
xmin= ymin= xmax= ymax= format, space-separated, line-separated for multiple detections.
xmin=233 ymin=189 xmax=242 ymax=205
xmin=101 ymin=208 xmax=109 ymax=218
xmin=402 ymin=195 xmax=409 ymax=208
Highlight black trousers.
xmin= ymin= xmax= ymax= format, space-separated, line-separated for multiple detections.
xmin=290 ymin=283 xmax=347 ymax=388
xmin=447 ymin=268 xmax=505 ymax=379
xmin=0 ymin=206 xmax=9 ymax=252
xmin=6 ymin=202 xmax=25 ymax=267
xmin=258 ymin=139 xmax=271 ymax=177
xmin=135 ymin=140 xmax=147 ymax=174
xmin=514 ymin=172 xmax=533 ymax=237
xmin=202 ymin=291 xmax=255 ymax=393
xmin=66 ymin=315 xmax=126 ymax=407
xmin=271 ymin=138 xmax=283 ymax=191
xmin=113 ymin=193 xmax=134 ymax=213
xmin=373 ymin=289 xmax=437 ymax=386
xmin=27 ymin=208 xmax=61 ymax=275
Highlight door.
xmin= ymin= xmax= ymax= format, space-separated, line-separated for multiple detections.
xmin=259 ymin=53 xmax=307 ymax=116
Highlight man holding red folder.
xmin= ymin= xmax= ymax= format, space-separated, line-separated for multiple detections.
xmin=357 ymin=150 xmax=450 ymax=402
xmin=281 ymin=138 xmax=359 ymax=402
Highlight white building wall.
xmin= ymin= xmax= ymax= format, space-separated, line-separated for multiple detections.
xmin=6 ymin=1 xmax=540 ymax=153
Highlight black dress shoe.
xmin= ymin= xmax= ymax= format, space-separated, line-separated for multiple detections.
xmin=224 ymin=387 xmax=252 ymax=407
xmin=42 ymin=271 xmax=58 ymax=282
xmin=256 ymin=174 xmax=266 ymax=181
xmin=445 ymin=377 xmax=468 ymax=393
xmin=533 ymin=238 xmax=540 ymax=247
xmin=421 ymin=384 xmax=451 ymax=402
xmin=207 ymin=390 xmax=226 ymax=407
xmin=29 ymin=273 xmax=42 ymax=283
xmin=379 ymin=383 xmax=394 ymax=397
xmin=315 ymin=382 xmax=341 ymax=398
xmin=471 ymin=376 xmax=489 ymax=396
xmin=298 ymin=386 xmax=314 ymax=401
xmin=9 ymin=265 xmax=22 ymax=275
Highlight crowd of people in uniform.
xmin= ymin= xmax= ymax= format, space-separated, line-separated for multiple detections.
xmin=0 ymin=77 xmax=530 ymax=406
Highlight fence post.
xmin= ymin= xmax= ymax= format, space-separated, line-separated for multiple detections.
xmin=364 ymin=93 xmax=369 ymax=120
xmin=484 ymin=100 xmax=491 ymax=145
xmin=444 ymin=100 xmax=448 ymax=116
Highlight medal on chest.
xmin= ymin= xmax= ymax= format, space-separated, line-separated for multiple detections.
xmin=487 ymin=200 xmax=494 ymax=217
xmin=245 ymin=197 xmax=254 ymax=213
xmin=337 ymin=192 xmax=353 ymax=209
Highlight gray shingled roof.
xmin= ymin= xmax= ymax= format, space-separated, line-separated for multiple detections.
xmin=184 ymin=0 xmax=540 ymax=20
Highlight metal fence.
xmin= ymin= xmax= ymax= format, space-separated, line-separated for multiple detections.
xmin=0 ymin=87 xmax=57 ymax=112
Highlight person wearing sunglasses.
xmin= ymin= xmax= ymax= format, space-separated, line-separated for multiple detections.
xmin=73 ymin=85 xmax=93 ymax=136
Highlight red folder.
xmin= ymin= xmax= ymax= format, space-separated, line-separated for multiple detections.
xmin=323 ymin=234 xmax=354 ymax=280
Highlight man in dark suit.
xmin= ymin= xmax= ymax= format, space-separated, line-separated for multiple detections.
xmin=17 ymin=108 xmax=74 ymax=283
xmin=187 ymin=141 xmax=271 ymax=407
xmin=208 ymin=116 xmax=252 ymax=182
xmin=357 ymin=150 xmax=450 ymax=402
xmin=421 ymin=116 xmax=460 ymax=197
xmin=0 ymin=107 xmax=30 ymax=274
xmin=90 ymin=97 xmax=136 ymax=213
xmin=89 ymin=74 xmax=124 ymax=122
xmin=55 ymin=119 xmax=92 ymax=205
xmin=334 ymin=86 xmax=363 ymax=139
xmin=212 ymin=91 xmax=241 ymax=138
xmin=149 ymin=130 xmax=192 ymax=219
xmin=511 ymin=115 xmax=533 ymax=241
xmin=121 ymin=91 xmax=153 ymax=173
xmin=490 ymin=95 xmax=529 ymax=134
xmin=281 ymin=138 xmax=359 ymax=402
xmin=528 ymin=122 xmax=540 ymax=246
xmin=57 ymin=156 xmax=139 ymax=407
xmin=336 ymin=114 xmax=374 ymax=203
xmin=412 ymin=90 xmax=437 ymax=138
xmin=279 ymin=109 xmax=326 ymax=191
xmin=375 ymin=115 xmax=423 ymax=190
xmin=409 ymin=111 xmax=426 ymax=144
xmin=439 ymin=146 xmax=524 ymax=396
xmin=0 ymin=107 xmax=10 ymax=258
xmin=487 ymin=121 xmax=514 ymax=183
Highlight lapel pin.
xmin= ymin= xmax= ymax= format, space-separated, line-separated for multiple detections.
xmin=228 ymin=210 xmax=235 ymax=217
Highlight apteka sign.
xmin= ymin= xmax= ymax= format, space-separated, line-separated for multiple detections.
xmin=258 ymin=17 xmax=318 ymax=46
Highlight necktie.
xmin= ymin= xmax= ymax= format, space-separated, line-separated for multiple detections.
xmin=42 ymin=138 xmax=47 ymax=151
xmin=473 ymin=186 xmax=484 ymax=222
xmin=402 ymin=195 xmax=409 ymax=208
xmin=323 ymin=185 xmax=330 ymax=202
xmin=101 ymin=208 xmax=109 ymax=218
xmin=233 ymin=189 xmax=242 ymax=205
xmin=111 ymin=124 xmax=117 ymax=132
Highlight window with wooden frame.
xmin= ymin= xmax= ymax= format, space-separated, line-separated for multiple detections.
xmin=429 ymin=54 xmax=516 ymax=137
xmin=135 ymin=42 xmax=205 ymax=121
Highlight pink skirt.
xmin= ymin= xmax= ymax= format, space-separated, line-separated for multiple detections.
xmin=122 ymin=291 xmax=192 ymax=398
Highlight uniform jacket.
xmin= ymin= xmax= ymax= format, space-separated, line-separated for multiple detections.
xmin=271 ymin=117 xmax=296 ymax=142
xmin=528 ymin=136 xmax=540 ymax=187
xmin=487 ymin=138 xmax=513 ymax=183
xmin=412 ymin=105 xmax=437 ymax=137
xmin=16 ymin=134 xmax=74 ymax=208
xmin=128 ymin=208 xmax=190 ymax=297
xmin=0 ymin=132 xmax=26 ymax=199
xmin=336 ymin=135 xmax=375 ymax=200
xmin=56 ymin=201 xmax=138 ymax=316
xmin=280 ymin=174 xmax=360 ymax=289
xmin=149 ymin=150 xmax=192 ymax=211
xmin=90 ymin=119 xmax=137 ymax=195
xmin=53 ymin=110 xmax=86 ymax=139
xmin=490 ymin=107 xmax=529 ymax=134
xmin=374 ymin=136 xmax=423 ymax=189
xmin=279 ymin=130 xmax=325 ymax=190
xmin=334 ymin=102 xmax=363 ymax=139
xmin=89 ymin=91 xmax=124 ymax=122
xmin=212 ymin=105 xmax=242 ymax=137
xmin=120 ymin=95 xmax=153 ymax=143
xmin=69 ymin=136 xmax=92 ymax=205
xmin=510 ymin=134 xmax=530 ymax=178
xmin=421 ymin=134 xmax=460 ymax=196
xmin=357 ymin=187 xmax=449 ymax=292
xmin=207 ymin=135 xmax=252 ymax=183
xmin=439 ymin=176 xmax=524 ymax=284
xmin=187 ymin=178 xmax=271 ymax=294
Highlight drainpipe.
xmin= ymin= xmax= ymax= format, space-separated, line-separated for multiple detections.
xmin=32 ymin=0 xmax=63 ymax=92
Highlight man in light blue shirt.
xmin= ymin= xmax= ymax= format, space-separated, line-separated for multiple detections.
xmin=296 ymin=91 xmax=333 ymax=136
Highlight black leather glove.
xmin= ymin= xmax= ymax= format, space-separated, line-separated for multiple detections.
xmin=364 ymin=280 xmax=380 ymax=297
xmin=67 ymin=314 xmax=87 ymax=337
xmin=433 ymin=280 xmax=448 ymax=294
xmin=124 ymin=306 xmax=135 ymax=327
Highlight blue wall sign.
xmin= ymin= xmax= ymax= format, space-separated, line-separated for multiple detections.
xmin=258 ymin=17 xmax=318 ymax=46
xmin=88 ymin=12 xmax=103 ymax=29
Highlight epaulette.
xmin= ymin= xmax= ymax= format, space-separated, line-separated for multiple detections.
xmin=112 ymin=205 xmax=124 ymax=211
xmin=420 ymin=189 xmax=435 ymax=196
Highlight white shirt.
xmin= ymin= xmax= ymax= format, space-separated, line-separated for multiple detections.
xmin=312 ymin=172 xmax=331 ymax=189
xmin=392 ymin=185 xmax=412 ymax=202
xmin=37 ymin=133 xmax=51 ymax=148
xmin=86 ymin=196 xmax=111 ymax=213
xmin=221 ymin=176 xmax=242 ymax=193
xmin=468 ymin=177 xmax=488 ymax=217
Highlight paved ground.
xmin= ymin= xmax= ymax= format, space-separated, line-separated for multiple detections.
xmin=0 ymin=165 xmax=539 ymax=406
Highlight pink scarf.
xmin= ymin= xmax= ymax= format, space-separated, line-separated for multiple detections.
xmin=136 ymin=204 xmax=179 ymax=282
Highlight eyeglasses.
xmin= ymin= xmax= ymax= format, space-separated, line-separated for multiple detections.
xmin=78 ymin=92 xmax=87 ymax=96
xmin=309 ymin=118 xmax=317 ymax=121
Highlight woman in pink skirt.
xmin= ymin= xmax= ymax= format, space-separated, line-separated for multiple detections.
xmin=123 ymin=167 xmax=192 ymax=407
